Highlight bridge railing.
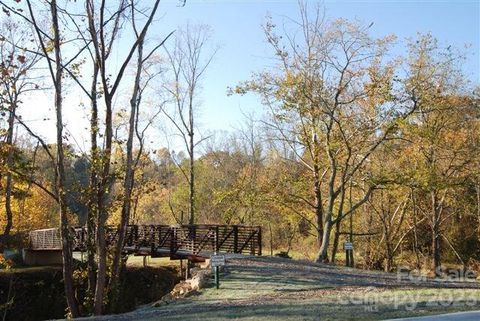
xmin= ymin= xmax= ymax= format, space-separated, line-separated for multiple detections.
xmin=29 ymin=228 xmax=62 ymax=250
xmin=171 ymin=225 xmax=262 ymax=256
xmin=29 ymin=224 xmax=262 ymax=257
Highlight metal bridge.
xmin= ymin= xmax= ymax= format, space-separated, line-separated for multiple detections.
xmin=28 ymin=224 xmax=262 ymax=261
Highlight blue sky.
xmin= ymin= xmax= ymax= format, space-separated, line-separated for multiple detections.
xmin=152 ymin=0 xmax=479 ymax=134
xmin=20 ymin=0 xmax=479 ymax=150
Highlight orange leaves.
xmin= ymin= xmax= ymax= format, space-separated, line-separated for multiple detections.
xmin=0 ymin=254 xmax=14 ymax=270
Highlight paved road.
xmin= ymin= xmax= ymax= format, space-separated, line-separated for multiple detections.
xmin=388 ymin=311 xmax=480 ymax=321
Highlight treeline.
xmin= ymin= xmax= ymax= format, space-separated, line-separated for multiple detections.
xmin=0 ymin=0 xmax=479 ymax=317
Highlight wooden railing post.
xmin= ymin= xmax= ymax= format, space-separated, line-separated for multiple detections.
xmin=258 ymin=227 xmax=262 ymax=256
xmin=250 ymin=231 xmax=255 ymax=255
xmin=233 ymin=226 xmax=238 ymax=253
xmin=191 ymin=225 xmax=196 ymax=253
xmin=134 ymin=225 xmax=139 ymax=248
xmin=170 ymin=227 xmax=175 ymax=256
xmin=214 ymin=226 xmax=219 ymax=254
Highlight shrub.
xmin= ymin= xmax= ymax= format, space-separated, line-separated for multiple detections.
xmin=0 ymin=254 xmax=14 ymax=270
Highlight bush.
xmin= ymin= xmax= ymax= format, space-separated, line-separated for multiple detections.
xmin=0 ymin=254 xmax=14 ymax=270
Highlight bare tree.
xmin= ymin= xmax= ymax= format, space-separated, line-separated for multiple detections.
xmin=110 ymin=6 xmax=172 ymax=306
xmin=20 ymin=0 xmax=81 ymax=316
xmin=85 ymin=0 xmax=164 ymax=314
xmin=163 ymin=24 xmax=215 ymax=224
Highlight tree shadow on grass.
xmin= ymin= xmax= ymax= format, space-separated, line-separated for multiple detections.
xmin=136 ymin=298 xmax=480 ymax=321
xmin=227 ymin=259 xmax=480 ymax=290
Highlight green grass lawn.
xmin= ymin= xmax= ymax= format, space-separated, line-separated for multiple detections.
xmin=93 ymin=256 xmax=480 ymax=321
xmin=126 ymin=255 xmax=180 ymax=268
xmin=146 ymin=273 xmax=479 ymax=320
xmin=0 ymin=265 xmax=61 ymax=275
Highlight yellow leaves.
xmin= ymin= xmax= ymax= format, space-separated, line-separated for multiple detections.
xmin=362 ymin=59 xmax=396 ymax=110
xmin=227 ymin=84 xmax=247 ymax=96
xmin=284 ymin=70 xmax=297 ymax=87
xmin=44 ymin=39 xmax=55 ymax=54
xmin=0 ymin=186 xmax=58 ymax=233
xmin=444 ymin=129 xmax=467 ymax=147
xmin=0 ymin=255 xmax=14 ymax=270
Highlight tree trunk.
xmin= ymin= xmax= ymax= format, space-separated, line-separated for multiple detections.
xmin=313 ymin=165 xmax=323 ymax=251
xmin=268 ymin=222 xmax=273 ymax=256
xmin=87 ymin=63 xmax=99 ymax=298
xmin=49 ymin=0 xmax=79 ymax=315
xmin=111 ymin=37 xmax=145 ymax=304
xmin=348 ymin=198 xmax=354 ymax=267
xmin=476 ymin=181 xmax=480 ymax=239
xmin=317 ymin=140 xmax=337 ymax=264
xmin=94 ymin=205 xmax=108 ymax=315
xmin=385 ymin=233 xmax=393 ymax=272
xmin=364 ymin=206 xmax=374 ymax=268
xmin=94 ymin=93 xmax=113 ymax=315
xmin=188 ymin=130 xmax=195 ymax=224
xmin=431 ymin=191 xmax=441 ymax=276
xmin=316 ymin=218 xmax=332 ymax=263
xmin=385 ymin=255 xmax=393 ymax=273
xmin=331 ymin=186 xmax=347 ymax=264
xmin=330 ymin=217 xmax=341 ymax=264
xmin=3 ymin=100 xmax=16 ymax=239
xmin=94 ymin=124 xmax=112 ymax=315
xmin=411 ymin=189 xmax=421 ymax=269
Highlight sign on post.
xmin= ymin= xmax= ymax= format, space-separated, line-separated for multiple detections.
xmin=211 ymin=254 xmax=226 ymax=289
xmin=344 ymin=241 xmax=354 ymax=268
xmin=210 ymin=255 xmax=226 ymax=267
xmin=344 ymin=242 xmax=353 ymax=250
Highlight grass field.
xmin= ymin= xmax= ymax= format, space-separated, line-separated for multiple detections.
xmin=81 ymin=256 xmax=480 ymax=321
